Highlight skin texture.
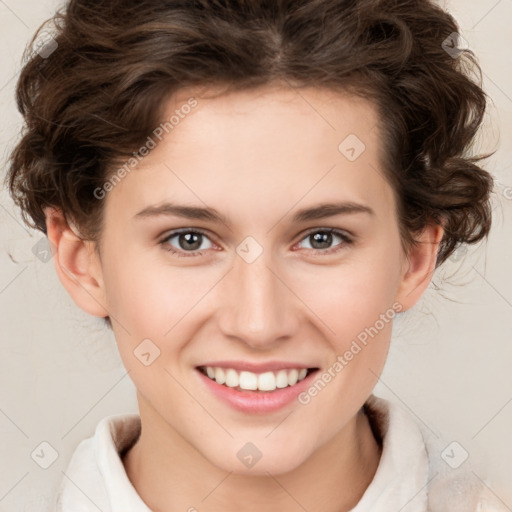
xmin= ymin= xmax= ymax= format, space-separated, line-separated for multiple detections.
xmin=45 ymin=85 xmax=443 ymax=512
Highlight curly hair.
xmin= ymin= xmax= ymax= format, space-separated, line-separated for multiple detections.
xmin=6 ymin=0 xmax=494 ymax=266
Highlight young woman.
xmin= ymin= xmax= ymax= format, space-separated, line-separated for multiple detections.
xmin=7 ymin=0 xmax=506 ymax=510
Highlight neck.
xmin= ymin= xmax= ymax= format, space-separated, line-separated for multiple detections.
xmin=123 ymin=398 xmax=381 ymax=512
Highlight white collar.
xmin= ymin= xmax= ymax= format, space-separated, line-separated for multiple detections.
xmin=56 ymin=394 xmax=432 ymax=511
xmin=349 ymin=394 xmax=429 ymax=511
xmin=57 ymin=412 xmax=150 ymax=511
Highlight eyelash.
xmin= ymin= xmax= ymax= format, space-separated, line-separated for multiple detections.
xmin=159 ymin=227 xmax=353 ymax=258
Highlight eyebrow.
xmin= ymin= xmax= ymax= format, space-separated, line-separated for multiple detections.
xmin=134 ymin=201 xmax=375 ymax=224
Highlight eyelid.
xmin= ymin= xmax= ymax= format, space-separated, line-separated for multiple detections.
xmin=293 ymin=227 xmax=354 ymax=252
xmin=159 ymin=226 xmax=354 ymax=257
xmin=297 ymin=226 xmax=354 ymax=242
xmin=159 ymin=226 xmax=212 ymax=242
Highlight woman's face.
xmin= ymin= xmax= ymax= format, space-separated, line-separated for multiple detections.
xmin=94 ymin=85 xmax=411 ymax=474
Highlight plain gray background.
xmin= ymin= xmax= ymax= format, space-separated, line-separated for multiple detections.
xmin=1 ymin=0 xmax=511 ymax=510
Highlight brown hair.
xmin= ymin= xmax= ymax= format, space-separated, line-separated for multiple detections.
xmin=6 ymin=0 xmax=494 ymax=266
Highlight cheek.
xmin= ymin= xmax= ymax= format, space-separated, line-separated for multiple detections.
xmin=294 ymin=267 xmax=397 ymax=425
xmin=100 ymin=249 xmax=225 ymax=377
xmin=293 ymin=256 xmax=401 ymax=343
xmin=287 ymin=245 xmax=402 ymax=394
xmin=101 ymin=248 xmax=200 ymax=333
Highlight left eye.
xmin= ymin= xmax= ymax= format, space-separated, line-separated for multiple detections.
xmin=161 ymin=230 xmax=213 ymax=256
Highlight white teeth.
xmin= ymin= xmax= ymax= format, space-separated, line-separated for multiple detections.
xmin=275 ymin=369 xmax=289 ymax=388
xmin=225 ymin=369 xmax=239 ymax=388
xmin=288 ymin=369 xmax=299 ymax=386
xmin=239 ymin=371 xmax=258 ymax=390
xmin=214 ymin=367 xmax=226 ymax=385
xmin=257 ymin=371 xmax=276 ymax=391
xmin=203 ymin=366 xmax=311 ymax=391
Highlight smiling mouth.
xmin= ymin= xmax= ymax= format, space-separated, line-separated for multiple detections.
xmin=197 ymin=366 xmax=319 ymax=393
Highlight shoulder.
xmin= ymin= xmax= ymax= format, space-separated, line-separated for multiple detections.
xmin=56 ymin=413 xmax=144 ymax=512
xmin=421 ymin=429 xmax=509 ymax=512
xmin=366 ymin=394 xmax=509 ymax=512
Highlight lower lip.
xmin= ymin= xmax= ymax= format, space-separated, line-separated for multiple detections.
xmin=196 ymin=369 xmax=317 ymax=414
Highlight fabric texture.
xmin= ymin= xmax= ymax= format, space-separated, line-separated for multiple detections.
xmin=55 ymin=394 xmax=508 ymax=511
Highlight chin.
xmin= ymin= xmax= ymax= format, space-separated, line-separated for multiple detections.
xmin=206 ymin=444 xmax=309 ymax=477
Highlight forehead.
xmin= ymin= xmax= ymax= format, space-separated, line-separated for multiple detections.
xmin=103 ymin=85 xmax=393 ymax=227
xmin=169 ymin=84 xmax=380 ymax=143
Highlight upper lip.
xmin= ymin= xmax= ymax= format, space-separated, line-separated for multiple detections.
xmin=197 ymin=361 xmax=318 ymax=373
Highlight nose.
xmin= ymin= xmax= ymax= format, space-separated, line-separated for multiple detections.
xmin=217 ymin=248 xmax=300 ymax=350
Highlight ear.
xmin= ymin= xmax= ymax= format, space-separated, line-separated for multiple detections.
xmin=44 ymin=207 xmax=109 ymax=318
xmin=395 ymin=222 xmax=444 ymax=311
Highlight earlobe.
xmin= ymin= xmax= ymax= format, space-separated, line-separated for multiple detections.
xmin=44 ymin=207 xmax=109 ymax=318
xmin=396 ymin=223 xmax=444 ymax=311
